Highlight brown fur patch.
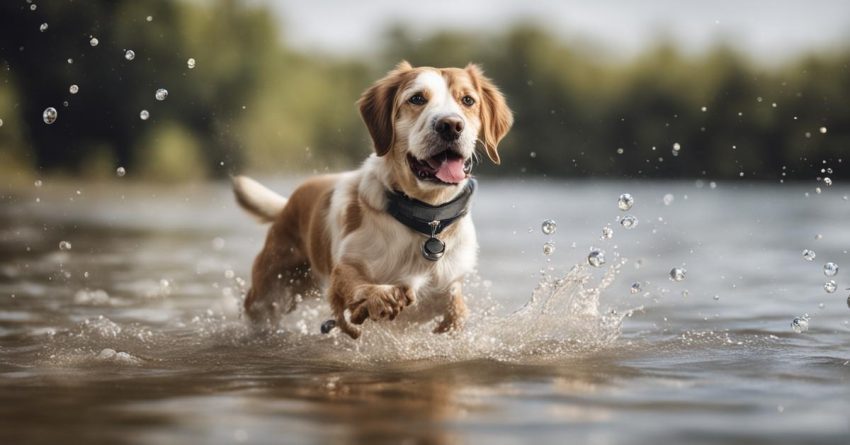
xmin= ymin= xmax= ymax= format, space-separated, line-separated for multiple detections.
xmin=342 ymin=184 xmax=363 ymax=236
xmin=358 ymin=61 xmax=418 ymax=156
xmin=465 ymin=64 xmax=513 ymax=164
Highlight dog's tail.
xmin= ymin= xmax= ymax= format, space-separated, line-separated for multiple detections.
xmin=232 ymin=175 xmax=288 ymax=223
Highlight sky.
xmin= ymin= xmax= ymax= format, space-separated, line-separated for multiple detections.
xmin=253 ymin=0 xmax=850 ymax=62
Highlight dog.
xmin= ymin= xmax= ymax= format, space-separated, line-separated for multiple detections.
xmin=232 ymin=61 xmax=512 ymax=339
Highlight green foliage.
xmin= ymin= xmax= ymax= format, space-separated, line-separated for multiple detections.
xmin=1 ymin=0 xmax=848 ymax=181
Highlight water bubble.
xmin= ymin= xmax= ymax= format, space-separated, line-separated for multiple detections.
xmin=824 ymin=262 xmax=839 ymax=277
xmin=59 ymin=240 xmax=72 ymax=251
xmin=824 ymin=280 xmax=837 ymax=293
xmin=124 ymin=49 xmax=135 ymax=61
xmin=618 ymin=193 xmax=634 ymax=211
xmin=819 ymin=126 xmax=827 ymax=134
xmin=542 ymin=242 xmax=555 ymax=255
xmin=146 ymin=15 xmax=153 ymax=22
xmin=187 ymin=57 xmax=196 ymax=69
xmin=116 ymin=167 xmax=126 ymax=177
xmin=67 ymin=58 xmax=73 ymax=64
xmin=139 ymin=110 xmax=149 ymax=120
xmin=89 ymin=37 xmax=99 ymax=47
xmin=62 ymin=101 xmax=69 ymax=107
xmin=42 ymin=107 xmax=57 ymax=124
xmin=663 ymin=193 xmax=674 ymax=206
xmin=824 ymin=177 xmax=832 ymax=186
xmin=30 ymin=4 xmax=36 ymax=11
xmin=713 ymin=294 xmax=720 ymax=301
xmin=672 ymin=142 xmax=681 ymax=152
xmin=155 ymin=88 xmax=168 ymax=101
xmin=709 ymin=181 xmax=717 ymax=189
xmin=669 ymin=267 xmax=687 ymax=282
xmin=802 ymin=249 xmax=816 ymax=261
xmin=39 ymin=23 xmax=48 ymax=32
xmin=541 ymin=219 xmax=557 ymax=235
xmin=791 ymin=315 xmax=809 ymax=333
xmin=34 ymin=179 xmax=42 ymax=187
xmin=601 ymin=226 xmax=614 ymax=240
xmin=616 ymin=148 xmax=624 ymax=154
xmin=69 ymin=84 xmax=79 ymax=94
xmin=629 ymin=282 xmax=641 ymax=294
xmin=620 ymin=215 xmax=638 ymax=230
xmin=529 ymin=151 xmax=536 ymax=158
xmin=587 ymin=250 xmax=606 ymax=267
xmin=700 ymin=106 xmax=707 ymax=112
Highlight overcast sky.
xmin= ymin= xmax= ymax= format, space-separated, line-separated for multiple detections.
xmin=253 ymin=0 xmax=850 ymax=62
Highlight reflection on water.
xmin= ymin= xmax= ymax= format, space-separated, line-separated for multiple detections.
xmin=1 ymin=179 xmax=850 ymax=444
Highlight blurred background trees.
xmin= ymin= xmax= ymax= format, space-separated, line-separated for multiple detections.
xmin=1 ymin=0 xmax=848 ymax=182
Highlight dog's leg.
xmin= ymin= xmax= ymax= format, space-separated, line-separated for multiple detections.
xmin=329 ymin=262 xmax=415 ymax=339
xmin=244 ymin=222 xmax=313 ymax=328
xmin=434 ymin=281 xmax=467 ymax=334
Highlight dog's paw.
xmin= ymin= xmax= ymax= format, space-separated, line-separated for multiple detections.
xmin=349 ymin=285 xmax=414 ymax=325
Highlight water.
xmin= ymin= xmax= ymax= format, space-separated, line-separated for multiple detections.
xmin=155 ymin=88 xmax=168 ymax=101
xmin=69 ymin=84 xmax=79 ymax=94
xmin=824 ymin=262 xmax=839 ymax=277
xmin=187 ymin=58 xmax=196 ymax=69
xmin=139 ymin=110 xmax=149 ymax=120
xmin=620 ymin=214 xmax=638 ymax=229
xmin=125 ymin=50 xmax=135 ymax=61
xmin=89 ymin=37 xmax=99 ymax=47
xmin=42 ymin=107 xmax=57 ymax=124
xmin=1 ymin=180 xmax=850 ymax=444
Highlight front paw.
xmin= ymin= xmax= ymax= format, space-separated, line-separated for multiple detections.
xmin=349 ymin=285 xmax=415 ymax=325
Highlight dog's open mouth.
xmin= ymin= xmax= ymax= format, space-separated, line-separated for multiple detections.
xmin=407 ymin=151 xmax=472 ymax=185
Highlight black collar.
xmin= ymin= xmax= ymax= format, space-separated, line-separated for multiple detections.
xmin=385 ymin=179 xmax=477 ymax=236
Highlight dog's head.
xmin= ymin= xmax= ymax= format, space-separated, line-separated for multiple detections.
xmin=358 ymin=61 xmax=513 ymax=203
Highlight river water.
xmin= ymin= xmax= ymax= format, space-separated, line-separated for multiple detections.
xmin=1 ymin=178 xmax=848 ymax=444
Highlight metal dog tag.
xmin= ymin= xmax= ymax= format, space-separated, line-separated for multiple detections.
xmin=422 ymin=220 xmax=445 ymax=261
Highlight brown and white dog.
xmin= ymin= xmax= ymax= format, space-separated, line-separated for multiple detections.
xmin=232 ymin=61 xmax=512 ymax=339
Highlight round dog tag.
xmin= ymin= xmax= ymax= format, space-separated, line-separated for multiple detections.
xmin=422 ymin=237 xmax=445 ymax=261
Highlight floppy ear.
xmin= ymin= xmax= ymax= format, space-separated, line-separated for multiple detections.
xmin=357 ymin=61 xmax=413 ymax=156
xmin=467 ymin=63 xmax=513 ymax=165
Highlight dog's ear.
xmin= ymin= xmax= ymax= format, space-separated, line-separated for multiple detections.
xmin=467 ymin=63 xmax=513 ymax=165
xmin=358 ymin=61 xmax=413 ymax=156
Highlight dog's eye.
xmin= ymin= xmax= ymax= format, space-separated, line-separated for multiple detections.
xmin=409 ymin=94 xmax=427 ymax=105
xmin=461 ymin=95 xmax=476 ymax=107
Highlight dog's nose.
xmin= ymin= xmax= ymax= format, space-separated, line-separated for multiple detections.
xmin=435 ymin=115 xmax=464 ymax=141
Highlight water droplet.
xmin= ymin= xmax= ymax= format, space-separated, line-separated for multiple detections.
xmin=814 ymin=234 xmax=823 ymax=240
xmin=0 ymin=118 xmax=3 ymax=127
xmin=824 ymin=280 xmax=837 ymax=293
xmin=802 ymin=249 xmax=816 ymax=261
xmin=819 ymin=126 xmax=827 ymax=134
xmin=116 ymin=167 xmax=126 ymax=177
xmin=663 ymin=193 xmax=674 ymax=206
xmin=672 ymin=142 xmax=681 ymax=152
xmin=791 ymin=316 xmax=809 ymax=333
xmin=67 ymin=58 xmax=73 ymax=64
xmin=709 ymin=181 xmax=717 ymax=189
xmin=39 ymin=23 xmax=48 ymax=32
xmin=124 ymin=49 xmax=135 ymax=61
xmin=587 ymin=250 xmax=606 ymax=267
xmin=541 ymin=219 xmax=557 ymax=235
xmin=824 ymin=262 xmax=839 ymax=277
xmin=69 ymin=84 xmax=79 ymax=94
xmin=616 ymin=148 xmax=624 ymax=154
xmin=629 ymin=282 xmax=641 ymax=294
xmin=618 ymin=193 xmax=634 ymax=211
xmin=89 ymin=37 xmax=99 ymax=47
xmin=529 ymin=151 xmax=536 ymax=158
xmin=146 ymin=15 xmax=153 ymax=22
xmin=824 ymin=177 xmax=833 ymax=186
xmin=139 ymin=110 xmax=149 ymax=120
xmin=700 ymin=106 xmax=707 ymax=112
xmin=42 ymin=107 xmax=57 ymax=124
xmin=187 ymin=57 xmax=196 ymax=69
xmin=601 ymin=226 xmax=614 ymax=240
xmin=30 ymin=4 xmax=36 ymax=11
xmin=620 ymin=215 xmax=638 ymax=230
xmin=669 ymin=267 xmax=687 ymax=282
xmin=224 ymin=269 xmax=235 ymax=279
xmin=34 ymin=179 xmax=42 ymax=187
xmin=155 ymin=88 xmax=168 ymax=101
xmin=713 ymin=294 xmax=720 ymax=301
xmin=542 ymin=242 xmax=555 ymax=255
xmin=212 ymin=237 xmax=226 ymax=250
xmin=59 ymin=240 xmax=72 ymax=251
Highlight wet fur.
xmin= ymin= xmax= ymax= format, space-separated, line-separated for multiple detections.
xmin=234 ymin=62 xmax=512 ymax=338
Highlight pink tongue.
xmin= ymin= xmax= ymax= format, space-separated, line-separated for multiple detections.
xmin=434 ymin=157 xmax=466 ymax=184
